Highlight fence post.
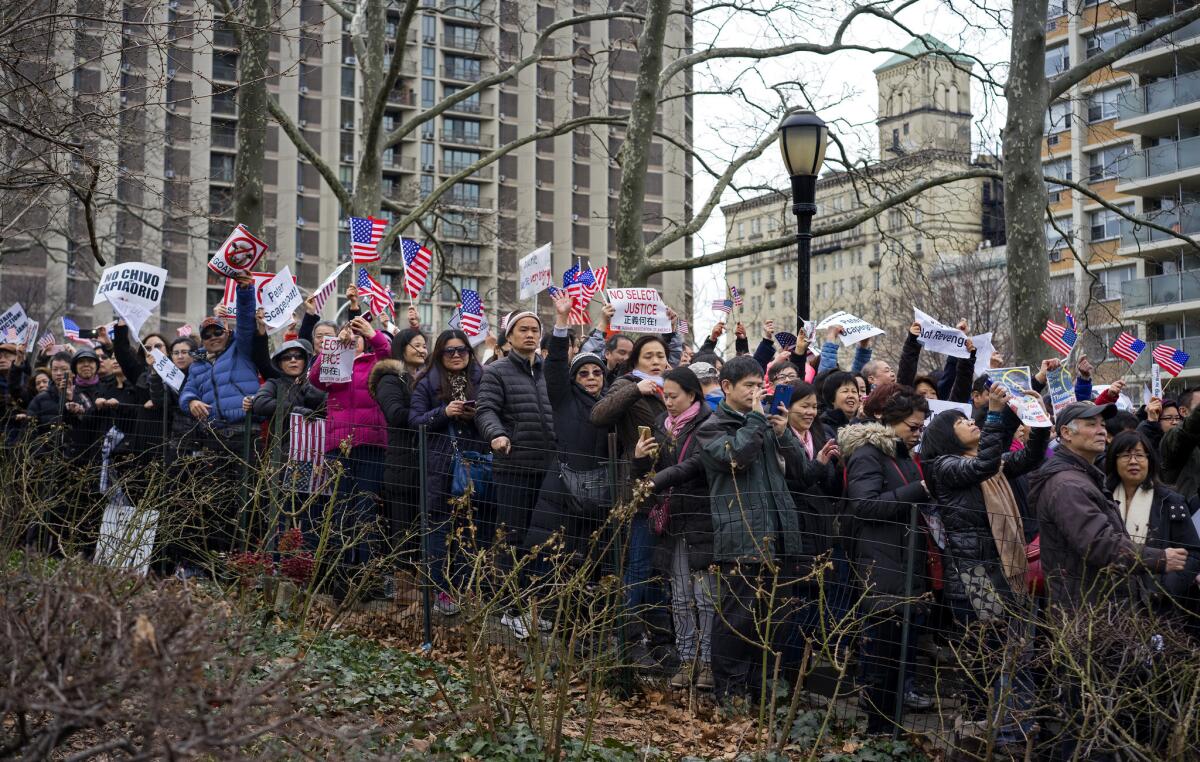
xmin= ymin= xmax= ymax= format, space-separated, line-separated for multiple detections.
xmin=606 ymin=432 xmax=631 ymax=694
xmin=419 ymin=424 xmax=432 ymax=649
xmin=892 ymin=502 xmax=920 ymax=736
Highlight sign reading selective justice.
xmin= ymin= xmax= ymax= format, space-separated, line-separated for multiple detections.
xmin=605 ymin=288 xmax=672 ymax=334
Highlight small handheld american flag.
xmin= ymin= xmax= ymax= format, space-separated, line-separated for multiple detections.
xmin=1152 ymin=344 xmax=1190 ymax=376
xmin=177 ymin=323 xmax=193 ymax=338
xmin=676 ymin=319 xmax=689 ymax=335
xmin=1063 ymin=306 xmax=1076 ymax=331
xmin=712 ymin=299 xmax=733 ymax=315
xmin=38 ymin=331 xmax=55 ymax=352
xmin=729 ymin=285 xmax=743 ymax=308
xmin=400 ymin=238 xmax=432 ymax=298
xmin=1110 ymin=332 xmax=1146 ymax=364
xmin=1040 ymin=320 xmax=1076 ymax=356
xmin=287 ymin=413 xmax=329 ymax=493
xmin=775 ymin=332 xmax=798 ymax=351
xmin=356 ymin=268 xmax=395 ymax=318
xmin=459 ymin=289 xmax=484 ymax=336
xmin=349 ymin=216 xmax=386 ymax=264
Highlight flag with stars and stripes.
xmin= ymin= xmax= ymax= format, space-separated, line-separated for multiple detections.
xmin=1063 ymin=306 xmax=1076 ymax=332
xmin=62 ymin=316 xmax=93 ymax=346
xmin=458 ymin=289 xmax=484 ymax=336
xmin=349 ymin=216 xmax=387 ymax=264
xmin=356 ymin=268 xmax=394 ymax=318
xmin=729 ymin=285 xmax=743 ymax=308
xmin=712 ymin=299 xmax=733 ymax=315
xmin=286 ymin=413 xmax=330 ymax=494
xmin=1152 ymin=344 xmax=1190 ymax=377
xmin=400 ymin=238 xmax=432 ymax=298
xmin=676 ymin=319 xmax=688 ymax=336
xmin=176 ymin=323 xmax=193 ymax=338
xmin=38 ymin=331 xmax=55 ymax=352
xmin=1040 ymin=320 xmax=1076 ymax=356
xmin=1110 ymin=332 xmax=1146 ymax=364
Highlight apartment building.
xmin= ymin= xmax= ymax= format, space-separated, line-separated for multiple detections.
xmin=0 ymin=0 xmax=692 ymax=335
xmin=721 ymin=36 xmax=1003 ymax=345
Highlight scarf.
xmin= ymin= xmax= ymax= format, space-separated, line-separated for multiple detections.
xmin=448 ymin=371 xmax=469 ymax=402
xmin=664 ymin=400 xmax=701 ymax=438
xmin=790 ymin=426 xmax=814 ymax=458
xmin=1113 ymin=484 xmax=1153 ymax=546
xmin=75 ymin=374 xmax=100 ymax=387
xmin=979 ymin=463 xmax=1028 ymax=593
xmin=631 ymin=369 xmax=664 ymax=388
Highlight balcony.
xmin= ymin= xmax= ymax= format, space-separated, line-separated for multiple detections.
xmin=442 ymin=34 xmax=486 ymax=54
xmin=382 ymin=155 xmax=416 ymax=172
xmin=1116 ymin=70 xmax=1200 ymax=137
xmin=1116 ymin=135 xmax=1200 ymax=197
xmin=1115 ymin=16 xmax=1200 ymax=76
xmin=387 ymin=89 xmax=416 ymax=106
xmin=440 ymin=0 xmax=489 ymax=23
xmin=443 ymin=192 xmax=493 ymax=209
xmin=441 ymin=129 xmax=493 ymax=147
xmin=442 ymin=64 xmax=486 ymax=83
xmin=446 ymin=99 xmax=494 ymax=116
xmin=1119 ymin=201 xmax=1200 ymax=258
xmin=438 ymin=161 xmax=494 ymax=179
xmin=1122 ymin=270 xmax=1200 ymax=317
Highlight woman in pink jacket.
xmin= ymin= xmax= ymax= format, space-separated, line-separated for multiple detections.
xmin=309 ymin=315 xmax=392 ymax=602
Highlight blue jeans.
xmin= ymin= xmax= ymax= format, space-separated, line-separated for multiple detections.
xmin=624 ymin=513 xmax=654 ymax=614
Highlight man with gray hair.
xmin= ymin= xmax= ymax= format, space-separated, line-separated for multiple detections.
xmin=861 ymin=358 xmax=895 ymax=392
xmin=1029 ymin=401 xmax=1188 ymax=611
xmin=688 ymin=361 xmax=723 ymax=411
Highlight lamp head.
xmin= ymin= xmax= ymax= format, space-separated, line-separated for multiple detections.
xmin=778 ymin=109 xmax=828 ymax=178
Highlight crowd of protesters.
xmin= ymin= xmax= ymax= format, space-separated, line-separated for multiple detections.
xmin=3 ymin=279 xmax=1200 ymax=755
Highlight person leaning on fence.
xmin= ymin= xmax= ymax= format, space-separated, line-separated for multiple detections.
xmin=307 ymin=315 xmax=392 ymax=603
xmin=839 ymin=388 xmax=933 ymax=734
xmin=694 ymin=355 xmax=814 ymax=702
xmin=369 ymin=327 xmax=427 ymax=568
xmin=522 ymin=291 xmax=610 ymax=592
xmin=633 ymin=366 xmax=716 ymax=691
xmin=407 ymin=329 xmax=484 ymax=617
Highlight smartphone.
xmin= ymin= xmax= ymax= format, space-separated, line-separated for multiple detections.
xmin=78 ymin=328 xmax=97 ymax=339
xmin=638 ymin=425 xmax=652 ymax=440
xmin=360 ymin=311 xmax=374 ymax=323
xmin=463 ymin=400 xmax=476 ymax=409
xmin=771 ymin=383 xmax=794 ymax=414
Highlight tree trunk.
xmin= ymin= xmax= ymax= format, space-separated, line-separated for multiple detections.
xmin=1003 ymin=0 xmax=1052 ymax=366
xmin=232 ymin=0 xmax=269 ymax=235
xmin=612 ymin=0 xmax=669 ymax=285
xmin=351 ymin=0 xmax=386 ymax=250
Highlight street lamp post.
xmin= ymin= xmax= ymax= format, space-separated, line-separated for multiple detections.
xmin=777 ymin=109 xmax=829 ymax=337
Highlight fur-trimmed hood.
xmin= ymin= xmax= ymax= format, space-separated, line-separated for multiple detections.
xmin=837 ymin=421 xmax=898 ymax=460
xmin=368 ymin=358 xmax=408 ymax=400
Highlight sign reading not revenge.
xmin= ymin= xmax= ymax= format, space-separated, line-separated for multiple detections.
xmin=606 ymin=288 xmax=672 ymax=334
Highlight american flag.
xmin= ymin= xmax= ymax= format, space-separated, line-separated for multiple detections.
xmin=356 ymin=268 xmax=394 ymax=318
xmin=3 ymin=327 xmax=17 ymax=343
xmin=400 ymin=238 xmax=432 ymax=298
xmin=712 ymin=299 xmax=733 ymax=315
xmin=1040 ymin=320 xmax=1076 ymax=356
xmin=38 ymin=331 xmax=55 ymax=352
xmin=1063 ymin=306 xmax=1076 ymax=331
xmin=287 ymin=413 xmax=329 ymax=493
xmin=311 ymin=274 xmax=339 ymax=313
xmin=62 ymin=316 xmax=93 ymax=346
xmin=1110 ymin=331 xmax=1146 ymax=364
xmin=563 ymin=263 xmax=593 ymax=324
xmin=349 ymin=216 xmax=386 ymax=264
xmin=1152 ymin=344 xmax=1190 ymax=377
xmin=588 ymin=265 xmax=608 ymax=296
xmin=676 ymin=319 xmax=689 ymax=335
xmin=459 ymin=289 xmax=484 ymax=336
xmin=177 ymin=323 xmax=193 ymax=337
xmin=729 ymin=285 xmax=743 ymax=308
xmin=776 ymin=332 xmax=798 ymax=350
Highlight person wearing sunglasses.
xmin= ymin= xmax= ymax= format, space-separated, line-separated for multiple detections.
xmin=840 ymin=387 xmax=932 ymax=733
xmin=251 ymin=340 xmax=326 ymax=466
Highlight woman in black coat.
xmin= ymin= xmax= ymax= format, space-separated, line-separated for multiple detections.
xmin=839 ymin=389 xmax=931 ymax=734
xmin=633 ymin=367 xmax=715 ymax=690
xmin=408 ymin=330 xmax=483 ymax=615
xmin=370 ymin=328 xmax=427 ymax=560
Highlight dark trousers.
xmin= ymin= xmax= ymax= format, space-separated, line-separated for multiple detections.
xmin=711 ymin=563 xmax=803 ymax=701
xmin=331 ymin=445 xmax=385 ymax=570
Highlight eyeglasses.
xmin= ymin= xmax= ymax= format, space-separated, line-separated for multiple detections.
xmin=279 ymin=352 xmax=305 ymax=362
xmin=1160 ymin=415 xmax=1182 ymax=422
xmin=773 ymin=373 xmax=799 ymax=383
xmin=145 ymin=343 xmax=165 ymax=352
xmin=443 ymin=346 xmax=470 ymax=357
xmin=1117 ymin=451 xmax=1148 ymax=462
xmin=901 ymin=421 xmax=925 ymax=433
xmin=576 ymin=369 xmax=604 ymax=379
xmin=171 ymin=349 xmax=192 ymax=357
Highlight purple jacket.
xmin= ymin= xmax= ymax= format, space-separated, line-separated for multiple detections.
xmin=309 ymin=330 xmax=390 ymax=452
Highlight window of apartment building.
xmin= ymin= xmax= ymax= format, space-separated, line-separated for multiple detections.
xmin=1045 ymin=44 xmax=1069 ymax=76
xmin=443 ymin=211 xmax=479 ymax=239
xmin=341 ymin=67 xmax=355 ymax=97
xmin=422 ymin=15 xmax=436 ymax=42
xmin=1089 ymin=203 xmax=1134 ymax=241
xmin=887 ymin=209 xmax=903 ymax=230
xmin=736 ymin=222 xmax=745 ymax=240
xmin=209 ymin=153 xmax=235 ymax=182
xmin=1087 ymin=85 xmax=1128 ymax=122
xmin=444 ymin=148 xmax=479 ymax=171
xmin=1045 ymin=99 xmax=1071 ymax=134
xmin=1087 ymin=143 xmax=1132 ymax=182
xmin=422 ymin=78 xmax=435 ymax=107
xmin=1086 ymin=27 xmax=1127 ymax=59
xmin=421 ymin=142 xmax=435 ymax=170
xmin=450 ymin=244 xmax=481 ymax=265
xmin=445 ymin=55 xmax=480 ymax=79
xmin=441 ymin=276 xmax=479 ymax=302
xmin=421 ymin=48 xmax=435 ymax=75
xmin=751 ymin=217 xmax=761 ymax=236
xmin=420 ymin=175 xmax=433 ymax=196
xmin=449 ymin=182 xmax=479 ymax=205
xmin=445 ymin=84 xmax=482 ymax=111
xmin=1045 ymin=217 xmax=1072 ymax=251
xmin=1044 ymin=157 xmax=1071 ymax=195
xmin=445 ymin=25 xmax=479 ymax=49
xmin=1094 ymin=264 xmax=1134 ymax=301
xmin=443 ymin=118 xmax=480 ymax=140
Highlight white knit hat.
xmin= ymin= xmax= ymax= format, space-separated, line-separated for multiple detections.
xmin=502 ymin=310 xmax=542 ymax=338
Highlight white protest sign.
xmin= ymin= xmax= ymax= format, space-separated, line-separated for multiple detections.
xmin=1046 ymin=366 xmax=1074 ymax=416
xmin=104 ymin=292 xmax=153 ymax=338
xmin=987 ymin=366 xmax=1032 ymax=396
xmin=93 ymin=493 xmax=158 ymax=576
xmin=220 ymin=272 xmax=275 ymax=317
xmin=971 ymin=332 xmax=995 ymax=378
xmin=318 ymin=336 xmax=356 ymax=383
xmin=606 ymin=288 xmax=672 ymax=334
xmin=816 ymin=310 xmax=885 ymax=346
xmin=1008 ymin=393 xmax=1052 ymax=428
xmin=1151 ymin=363 xmax=1163 ymax=400
xmin=22 ymin=320 xmax=38 ymax=354
xmin=518 ymin=243 xmax=552 ymax=300
xmin=208 ymin=223 xmax=269 ymax=277
xmin=448 ymin=309 xmax=489 ymax=347
xmin=92 ymin=262 xmax=168 ymax=311
xmin=913 ymin=307 xmax=971 ymax=359
xmin=927 ymin=399 xmax=973 ymax=418
xmin=0 ymin=303 xmax=31 ymax=342
xmin=260 ymin=267 xmax=303 ymax=334
xmin=149 ymin=348 xmax=185 ymax=393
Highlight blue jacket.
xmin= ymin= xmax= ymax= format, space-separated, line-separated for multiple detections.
xmin=179 ymin=284 xmax=261 ymax=425
xmin=817 ymin=340 xmax=872 ymax=374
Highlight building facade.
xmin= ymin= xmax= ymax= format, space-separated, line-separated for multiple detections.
xmin=721 ymin=36 xmax=1003 ymax=352
xmin=0 ymin=0 xmax=692 ymax=335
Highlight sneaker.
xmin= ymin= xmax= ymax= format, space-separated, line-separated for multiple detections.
xmin=435 ymin=592 xmax=461 ymax=616
xmin=904 ymin=689 xmax=935 ymax=711
xmin=695 ymin=664 xmax=715 ymax=691
xmin=500 ymin=612 xmax=532 ymax=640
xmin=670 ymin=665 xmax=692 ymax=689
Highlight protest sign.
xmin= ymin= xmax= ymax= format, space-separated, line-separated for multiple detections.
xmin=1151 ymin=363 xmax=1163 ymax=400
xmin=318 ymin=336 xmax=355 ymax=383
xmin=971 ymin=332 xmax=995 ymax=378
xmin=606 ymin=288 xmax=672 ymax=334
xmin=913 ymin=307 xmax=971 ymax=359
xmin=22 ymin=320 xmax=38 ymax=354
xmin=816 ymin=310 xmax=885 ymax=346
xmin=518 ymin=243 xmax=552 ymax=300
xmin=92 ymin=263 xmax=167 ymax=311
xmin=1046 ymin=366 xmax=1074 ymax=416
xmin=104 ymin=292 xmax=153 ymax=338
xmin=0 ymin=303 xmax=31 ymax=342
xmin=209 ymin=223 xmax=269 ymax=277
xmin=93 ymin=493 xmax=158 ymax=576
xmin=149 ymin=348 xmax=185 ymax=392
xmin=220 ymin=272 xmax=275 ymax=316
xmin=928 ymin=399 xmax=973 ymax=418
xmin=260 ymin=267 xmax=303 ymax=334
xmin=1008 ymin=393 xmax=1052 ymax=428
xmin=987 ymin=366 xmax=1032 ymax=397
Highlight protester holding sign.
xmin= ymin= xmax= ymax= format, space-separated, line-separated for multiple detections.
xmin=179 ymin=277 xmax=261 ymax=429
xmin=816 ymin=323 xmax=873 ymax=375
